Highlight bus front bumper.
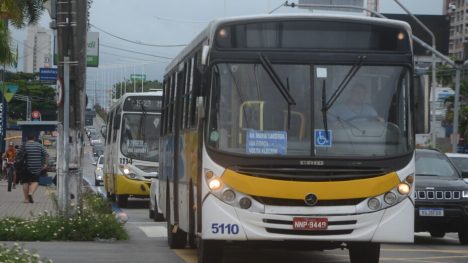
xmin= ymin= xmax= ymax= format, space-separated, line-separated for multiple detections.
xmin=115 ymin=174 xmax=151 ymax=197
xmin=201 ymin=194 xmax=414 ymax=243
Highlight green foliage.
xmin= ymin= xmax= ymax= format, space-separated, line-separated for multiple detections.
xmin=0 ymin=193 xmax=128 ymax=241
xmin=0 ymin=243 xmax=52 ymax=263
xmin=0 ymin=20 xmax=15 ymax=66
xmin=3 ymin=71 xmax=57 ymax=121
xmin=94 ymin=104 xmax=107 ymax=121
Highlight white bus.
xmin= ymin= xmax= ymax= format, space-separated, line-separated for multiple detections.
xmin=159 ymin=14 xmax=427 ymax=263
xmin=103 ymin=91 xmax=162 ymax=207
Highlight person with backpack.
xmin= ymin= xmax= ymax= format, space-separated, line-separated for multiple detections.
xmin=15 ymin=133 xmax=49 ymax=203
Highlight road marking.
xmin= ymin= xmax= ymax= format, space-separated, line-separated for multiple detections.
xmin=139 ymin=226 xmax=167 ymax=238
xmin=173 ymin=249 xmax=197 ymax=263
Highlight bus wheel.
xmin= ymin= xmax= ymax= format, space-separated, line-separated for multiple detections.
xmin=349 ymin=242 xmax=380 ymax=263
xmin=116 ymin=194 xmax=128 ymax=208
xmin=198 ymin=239 xmax=223 ymax=263
xmin=153 ymin=196 xmax=164 ymax=222
xmin=166 ymin=187 xmax=187 ymax=249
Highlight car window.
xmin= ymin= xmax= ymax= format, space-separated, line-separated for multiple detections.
xmin=99 ymin=157 xmax=104 ymax=164
xmin=416 ymin=151 xmax=457 ymax=177
xmin=448 ymin=157 xmax=468 ymax=172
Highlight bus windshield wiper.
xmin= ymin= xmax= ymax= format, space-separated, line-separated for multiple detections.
xmin=259 ymin=54 xmax=296 ymax=129
xmin=322 ymin=56 xmax=366 ymax=112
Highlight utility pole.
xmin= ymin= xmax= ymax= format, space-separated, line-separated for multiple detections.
xmin=56 ymin=0 xmax=88 ymax=216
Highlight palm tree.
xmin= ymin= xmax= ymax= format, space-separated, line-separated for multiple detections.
xmin=0 ymin=0 xmax=46 ymax=65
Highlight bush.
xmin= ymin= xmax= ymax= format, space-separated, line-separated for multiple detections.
xmin=0 ymin=243 xmax=52 ymax=263
xmin=0 ymin=193 xmax=128 ymax=241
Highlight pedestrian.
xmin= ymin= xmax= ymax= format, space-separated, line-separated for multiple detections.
xmin=2 ymin=142 xmax=17 ymax=188
xmin=16 ymin=133 xmax=48 ymax=203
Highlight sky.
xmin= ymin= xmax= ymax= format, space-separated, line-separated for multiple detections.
xmin=10 ymin=0 xmax=445 ymax=107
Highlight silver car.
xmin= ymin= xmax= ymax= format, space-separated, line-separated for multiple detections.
xmin=94 ymin=155 xmax=104 ymax=186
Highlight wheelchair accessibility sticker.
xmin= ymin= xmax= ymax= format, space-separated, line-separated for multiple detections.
xmin=315 ymin=129 xmax=332 ymax=147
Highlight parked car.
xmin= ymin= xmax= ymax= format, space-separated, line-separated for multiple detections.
xmin=149 ymin=178 xmax=164 ymax=221
xmin=90 ymin=135 xmax=102 ymax=146
xmin=446 ymin=153 xmax=468 ymax=176
xmin=414 ymin=149 xmax=468 ymax=244
xmin=92 ymin=144 xmax=104 ymax=160
xmin=94 ymin=155 xmax=104 ymax=186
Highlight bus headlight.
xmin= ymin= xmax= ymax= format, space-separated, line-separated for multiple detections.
xmin=120 ymin=165 xmax=140 ymax=180
xmin=397 ymin=183 xmax=411 ymax=195
xmin=357 ymin=176 xmax=413 ymax=213
xmin=209 ymin=178 xmax=223 ymax=191
xmin=204 ymin=169 xmax=264 ymax=213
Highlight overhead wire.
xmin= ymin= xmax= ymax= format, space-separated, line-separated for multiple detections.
xmin=100 ymin=43 xmax=174 ymax=60
xmin=90 ymin=23 xmax=187 ymax=47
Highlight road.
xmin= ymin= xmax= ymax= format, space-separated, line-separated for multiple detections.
xmin=79 ymin=117 xmax=468 ymax=263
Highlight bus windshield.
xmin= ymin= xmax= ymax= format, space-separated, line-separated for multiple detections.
xmin=208 ymin=63 xmax=412 ymax=157
xmin=120 ymin=113 xmax=160 ymax=162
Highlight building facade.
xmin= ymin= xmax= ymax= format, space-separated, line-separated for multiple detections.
xmin=23 ymin=26 xmax=52 ymax=73
xmin=447 ymin=0 xmax=468 ymax=60
xmin=298 ymin=0 xmax=380 ymax=14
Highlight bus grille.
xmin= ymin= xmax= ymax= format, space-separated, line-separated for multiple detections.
xmin=253 ymin=196 xmax=365 ymax=207
xmin=414 ymin=190 xmax=461 ymax=200
xmin=231 ymin=166 xmax=386 ymax=181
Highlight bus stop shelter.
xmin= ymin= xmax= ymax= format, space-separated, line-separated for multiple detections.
xmin=16 ymin=121 xmax=58 ymax=142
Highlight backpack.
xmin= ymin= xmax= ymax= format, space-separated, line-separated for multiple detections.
xmin=14 ymin=145 xmax=27 ymax=175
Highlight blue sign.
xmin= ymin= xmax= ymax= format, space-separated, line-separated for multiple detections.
xmin=315 ymin=129 xmax=332 ymax=147
xmin=39 ymin=68 xmax=58 ymax=81
xmin=0 ymin=102 xmax=6 ymax=153
xmin=246 ymin=130 xmax=287 ymax=155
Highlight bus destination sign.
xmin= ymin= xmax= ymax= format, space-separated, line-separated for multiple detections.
xmin=123 ymin=96 xmax=162 ymax=112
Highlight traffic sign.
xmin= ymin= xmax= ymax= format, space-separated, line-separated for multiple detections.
xmin=130 ymin=74 xmax=146 ymax=81
xmin=2 ymin=84 xmax=18 ymax=103
xmin=39 ymin=68 xmax=58 ymax=82
xmin=32 ymin=110 xmax=41 ymax=121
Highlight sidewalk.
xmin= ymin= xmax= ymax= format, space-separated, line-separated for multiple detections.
xmin=0 ymin=180 xmax=56 ymax=219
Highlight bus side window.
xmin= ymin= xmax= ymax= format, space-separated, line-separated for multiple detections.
xmin=107 ymin=111 xmax=114 ymax=145
xmin=113 ymin=106 xmax=121 ymax=143
xmin=189 ymin=53 xmax=200 ymax=128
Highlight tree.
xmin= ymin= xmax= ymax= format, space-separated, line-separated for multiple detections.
xmin=0 ymin=0 xmax=46 ymax=65
xmin=5 ymin=71 xmax=57 ymax=121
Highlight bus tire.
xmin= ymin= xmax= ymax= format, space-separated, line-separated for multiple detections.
xmin=116 ymin=194 xmax=128 ymax=208
xmin=198 ymin=239 xmax=223 ymax=263
xmin=153 ymin=196 xmax=164 ymax=222
xmin=166 ymin=183 xmax=187 ymax=248
xmin=349 ymin=242 xmax=380 ymax=263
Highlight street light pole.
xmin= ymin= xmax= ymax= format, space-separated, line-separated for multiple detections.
xmin=392 ymin=0 xmax=438 ymax=149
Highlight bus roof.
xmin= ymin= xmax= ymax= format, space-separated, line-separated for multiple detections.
xmin=165 ymin=13 xmax=412 ymax=74
xmin=109 ymin=91 xmax=163 ymax=112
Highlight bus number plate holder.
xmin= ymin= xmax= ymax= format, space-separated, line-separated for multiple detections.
xmin=292 ymin=217 xmax=328 ymax=230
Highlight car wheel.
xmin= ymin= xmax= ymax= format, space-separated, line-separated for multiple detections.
xmin=459 ymin=229 xmax=468 ymax=244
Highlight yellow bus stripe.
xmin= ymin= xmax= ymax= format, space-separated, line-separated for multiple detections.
xmin=221 ymin=169 xmax=400 ymax=200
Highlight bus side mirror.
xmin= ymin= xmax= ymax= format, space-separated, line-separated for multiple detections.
xmin=101 ymin=125 xmax=107 ymax=138
xmin=414 ymin=73 xmax=430 ymax=134
xmin=196 ymin=96 xmax=205 ymax=120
